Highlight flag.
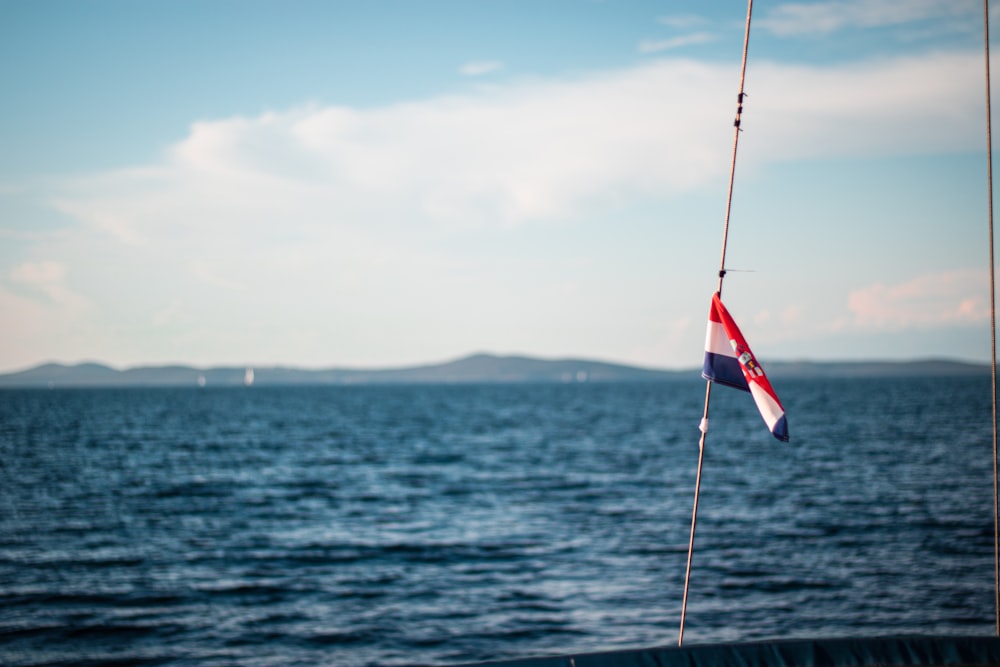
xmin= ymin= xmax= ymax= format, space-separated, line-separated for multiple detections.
xmin=702 ymin=292 xmax=789 ymax=441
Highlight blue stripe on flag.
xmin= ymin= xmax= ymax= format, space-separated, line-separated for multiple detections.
xmin=772 ymin=414 xmax=789 ymax=442
xmin=702 ymin=352 xmax=749 ymax=392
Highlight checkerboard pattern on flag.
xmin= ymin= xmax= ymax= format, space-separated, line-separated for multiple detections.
xmin=702 ymin=292 xmax=789 ymax=441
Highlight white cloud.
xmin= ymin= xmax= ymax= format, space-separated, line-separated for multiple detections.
xmin=759 ymin=0 xmax=976 ymax=36
xmin=53 ymin=51 xmax=982 ymax=246
xmin=638 ymin=33 xmax=716 ymax=54
xmin=459 ymin=60 xmax=504 ymax=76
xmin=56 ymin=59 xmax=744 ymax=247
xmin=848 ymin=269 xmax=989 ymax=330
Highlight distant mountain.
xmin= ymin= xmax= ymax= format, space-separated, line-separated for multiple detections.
xmin=0 ymin=354 xmax=989 ymax=388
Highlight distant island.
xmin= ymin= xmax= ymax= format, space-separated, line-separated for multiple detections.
xmin=0 ymin=353 xmax=990 ymax=388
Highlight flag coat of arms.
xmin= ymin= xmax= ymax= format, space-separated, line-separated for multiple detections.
xmin=702 ymin=293 xmax=789 ymax=441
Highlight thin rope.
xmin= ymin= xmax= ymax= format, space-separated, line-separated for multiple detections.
xmin=984 ymin=0 xmax=1000 ymax=638
xmin=678 ymin=0 xmax=754 ymax=647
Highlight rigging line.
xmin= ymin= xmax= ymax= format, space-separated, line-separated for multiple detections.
xmin=678 ymin=0 xmax=754 ymax=648
xmin=984 ymin=0 xmax=999 ymax=638
xmin=716 ymin=0 xmax=755 ymax=298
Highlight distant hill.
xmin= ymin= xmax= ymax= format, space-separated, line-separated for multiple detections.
xmin=765 ymin=359 xmax=991 ymax=378
xmin=0 ymin=354 xmax=990 ymax=388
xmin=0 ymin=353 xmax=686 ymax=388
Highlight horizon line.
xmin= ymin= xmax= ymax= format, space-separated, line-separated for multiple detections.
xmin=1 ymin=352 xmax=992 ymax=376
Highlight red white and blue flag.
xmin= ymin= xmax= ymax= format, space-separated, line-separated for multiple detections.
xmin=702 ymin=292 xmax=789 ymax=442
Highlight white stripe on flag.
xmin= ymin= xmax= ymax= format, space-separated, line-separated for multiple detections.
xmin=705 ymin=319 xmax=735 ymax=358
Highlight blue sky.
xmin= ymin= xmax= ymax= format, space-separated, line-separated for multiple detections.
xmin=0 ymin=0 xmax=995 ymax=372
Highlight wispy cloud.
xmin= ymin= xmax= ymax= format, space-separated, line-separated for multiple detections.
xmin=656 ymin=15 xmax=710 ymax=30
xmin=459 ymin=60 xmax=504 ymax=76
xmin=638 ymin=33 xmax=716 ymax=54
xmin=759 ymin=0 xmax=976 ymax=36
xmin=9 ymin=260 xmax=88 ymax=309
xmin=747 ymin=51 xmax=979 ymax=161
xmin=848 ymin=269 xmax=989 ymax=330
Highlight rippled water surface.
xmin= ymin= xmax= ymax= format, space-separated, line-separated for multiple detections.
xmin=0 ymin=378 xmax=994 ymax=666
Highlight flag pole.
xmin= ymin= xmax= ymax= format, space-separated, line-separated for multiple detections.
xmin=678 ymin=0 xmax=754 ymax=646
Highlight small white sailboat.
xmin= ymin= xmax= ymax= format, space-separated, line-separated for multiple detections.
xmin=244 ymin=367 xmax=254 ymax=386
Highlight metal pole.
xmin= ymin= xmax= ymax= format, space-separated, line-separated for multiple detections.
xmin=983 ymin=0 xmax=1000 ymax=637
xmin=678 ymin=0 xmax=754 ymax=646
xmin=678 ymin=382 xmax=711 ymax=646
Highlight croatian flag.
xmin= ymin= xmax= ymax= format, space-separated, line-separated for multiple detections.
xmin=702 ymin=293 xmax=789 ymax=442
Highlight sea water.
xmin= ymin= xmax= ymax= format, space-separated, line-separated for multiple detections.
xmin=0 ymin=377 xmax=994 ymax=666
